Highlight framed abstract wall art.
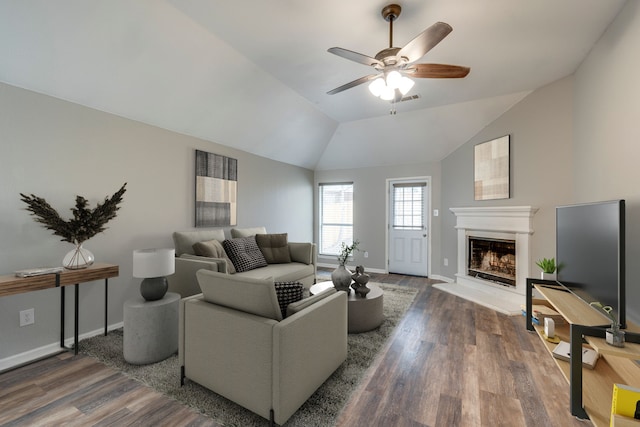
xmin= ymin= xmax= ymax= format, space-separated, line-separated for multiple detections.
xmin=474 ymin=135 xmax=510 ymax=201
xmin=195 ymin=150 xmax=237 ymax=227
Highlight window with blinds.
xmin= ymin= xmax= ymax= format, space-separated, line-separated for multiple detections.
xmin=393 ymin=182 xmax=425 ymax=230
xmin=319 ymin=183 xmax=354 ymax=256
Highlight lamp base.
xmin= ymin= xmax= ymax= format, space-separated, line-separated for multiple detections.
xmin=140 ymin=277 xmax=168 ymax=301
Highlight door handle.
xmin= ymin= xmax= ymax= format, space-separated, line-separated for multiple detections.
xmin=423 ymin=234 xmax=427 ymax=237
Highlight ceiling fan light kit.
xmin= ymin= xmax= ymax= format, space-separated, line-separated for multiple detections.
xmin=368 ymin=70 xmax=415 ymax=100
xmin=327 ymin=3 xmax=470 ymax=106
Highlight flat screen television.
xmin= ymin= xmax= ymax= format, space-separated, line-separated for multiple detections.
xmin=556 ymin=199 xmax=626 ymax=329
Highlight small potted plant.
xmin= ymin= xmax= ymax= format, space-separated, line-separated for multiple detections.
xmin=535 ymin=257 xmax=556 ymax=280
xmin=589 ymin=301 xmax=625 ymax=347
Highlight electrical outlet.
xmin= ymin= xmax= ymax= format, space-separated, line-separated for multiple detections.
xmin=444 ymin=258 xmax=449 ymax=267
xmin=364 ymin=251 xmax=369 ymax=258
xmin=433 ymin=209 xmax=439 ymax=217
xmin=20 ymin=308 xmax=34 ymax=327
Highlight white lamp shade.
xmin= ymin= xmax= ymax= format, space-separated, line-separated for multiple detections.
xmin=398 ymin=76 xmax=415 ymax=95
xmin=368 ymin=77 xmax=386 ymax=97
xmin=386 ymin=70 xmax=402 ymax=89
xmin=380 ymin=86 xmax=395 ymax=101
xmin=133 ymin=248 xmax=175 ymax=278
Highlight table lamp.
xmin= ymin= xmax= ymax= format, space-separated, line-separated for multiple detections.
xmin=133 ymin=248 xmax=175 ymax=301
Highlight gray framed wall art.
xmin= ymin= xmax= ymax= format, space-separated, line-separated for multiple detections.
xmin=195 ymin=150 xmax=238 ymax=227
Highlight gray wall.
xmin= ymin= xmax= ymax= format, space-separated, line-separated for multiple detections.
xmin=440 ymin=0 xmax=640 ymax=324
xmin=440 ymin=76 xmax=574 ymax=282
xmin=314 ymin=162 xmax=441 ymax=275
xmin=0 ymin=82 xmax=314 ymax=366
xmin=573 ymin=0 xmax=640 ymax=323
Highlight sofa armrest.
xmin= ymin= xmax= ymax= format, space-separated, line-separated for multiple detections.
xmin=168 ymin=257 xmax=221 ymax=298
xmin=272 ymin=291 xmax=347 ymax=424
xmin=288 ymin=242 xmax=317 ymax=266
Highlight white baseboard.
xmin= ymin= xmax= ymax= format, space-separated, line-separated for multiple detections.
xmin=429 ymin=274 xmax=454 ymax=283
xmin=0 ymin=321 xmax=123 ymax=373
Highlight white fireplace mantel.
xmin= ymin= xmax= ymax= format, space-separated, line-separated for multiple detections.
xmin=450 ymin=206 xmax=539 ymax=299
xmin=450 ymin=206 xmax=539 ymax=234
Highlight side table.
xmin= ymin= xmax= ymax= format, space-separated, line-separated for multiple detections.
xmin=123 ymin=292 xmax=179 ymax=364
xmin=310 ymin=281 xmax=384 ymax=333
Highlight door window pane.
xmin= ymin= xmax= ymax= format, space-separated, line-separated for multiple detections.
xmin=393 ymin=183 xmax=424 ymax=230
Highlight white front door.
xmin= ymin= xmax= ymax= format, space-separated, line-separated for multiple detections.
xmin=388 ymin=179 xmax=429 ymax=276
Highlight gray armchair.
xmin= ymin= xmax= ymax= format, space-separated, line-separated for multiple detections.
xmin=179 ymin=270 xmax=347 ymax=426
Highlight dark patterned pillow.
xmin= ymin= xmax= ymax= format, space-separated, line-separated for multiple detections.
xmin=274 ymin=281 xmax=304 ymax=318
xmin=222 ymin=237 xmax=268 ymax=273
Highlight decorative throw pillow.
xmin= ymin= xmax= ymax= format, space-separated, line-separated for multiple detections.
xmin=222 ymin=236 xmax=268 ymax=273
xmin=274 ymin=281 xmax=304 ymax=318
xmin=230 ymin=227 xmax=267 ymax=238
xmin=255 ymin=233 xmax=291 ymax=264
xmin=192 ymin=239 xmax=236 ymax=274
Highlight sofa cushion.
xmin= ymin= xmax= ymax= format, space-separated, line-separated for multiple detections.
xmin=192 ymin=239 xmax=236 ymax=274
xmin=196 ymin=270 xmax=282 ymax=321
xmin=274 ymin=281 xmax=304 ymax=318
xmin=230 ymin=226 xmax=267 ymax=238
xmin=223 ymin=236 xmax=268 ymax=273
xmin=173 ymin=229 xmax=225 ymax=256
xmin=234 ymin=263 xmax=315 ymax=284
xmin=255 ymin=233 xmax=291 ymax=264
xmin=286 ymin=287 xmax=337 ymax=317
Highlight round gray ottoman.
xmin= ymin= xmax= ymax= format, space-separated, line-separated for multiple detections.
xmin=123 ymin=292 xmax=179 ymax=364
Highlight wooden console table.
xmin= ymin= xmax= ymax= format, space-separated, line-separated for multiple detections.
xmin=0 ymin=263 xmax=119 ymax=355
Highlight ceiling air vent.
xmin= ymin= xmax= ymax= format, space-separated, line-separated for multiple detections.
xmin=400 ymin=94 xmax=421 ymax=102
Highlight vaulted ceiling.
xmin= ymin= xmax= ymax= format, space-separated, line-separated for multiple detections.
xmin=0 ymin=1 xmax=626 ymax=170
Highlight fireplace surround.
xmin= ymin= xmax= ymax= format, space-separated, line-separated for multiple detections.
xmin=433 ymin=206 xmax=539 ymax=314
xmin=450 ymin=206 xmax=538 ymax=296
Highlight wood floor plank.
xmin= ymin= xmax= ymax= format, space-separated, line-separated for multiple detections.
xmin=435 ymin=393 xmax=463 ymax=426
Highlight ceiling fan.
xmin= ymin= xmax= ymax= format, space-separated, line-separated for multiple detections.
xmin=327 ymin=4 xmax=470 ymax=102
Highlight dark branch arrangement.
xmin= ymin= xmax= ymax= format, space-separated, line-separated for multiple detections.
xmin=20 ymin=183 xmax=127 ymax=244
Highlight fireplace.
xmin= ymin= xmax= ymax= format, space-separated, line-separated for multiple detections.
xmin=467 ymin=237 xmax=516 ymax=286
xmin=450 ymin=206 xmax=538 ymax=297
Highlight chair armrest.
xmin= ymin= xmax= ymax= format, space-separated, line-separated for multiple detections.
xmin=169 ymin=257 xmax=222 ymax=298
xmin=272 ymin=291 xmax=347 ymax=424
xmin=180 ymin=297 xmax=278 ymax=420
xmin=288 ymin=242 xmax=317 ymax=266
xmin=179 ymin=293 xmax=205 ymax=366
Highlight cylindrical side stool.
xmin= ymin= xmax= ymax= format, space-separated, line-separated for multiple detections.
xmin=123 ymin=291 xmax=179 ymax=364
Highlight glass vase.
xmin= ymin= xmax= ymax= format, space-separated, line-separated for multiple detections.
xmin=63 ymin=242 xmax=95 ymax=270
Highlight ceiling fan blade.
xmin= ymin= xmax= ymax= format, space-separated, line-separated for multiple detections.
xmin=327 ymin=74 xmax=380 ymax=95
xmin=407 ymin=63 xmax=470 ymax=78
xmin=397 ymin=22 xmax=453 ymax=64
xmin=328 ymin=47 xmax=383 ymax=67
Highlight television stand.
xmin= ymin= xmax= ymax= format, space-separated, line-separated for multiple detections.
xmin=525 ymin=278 xmax=640 ymax=426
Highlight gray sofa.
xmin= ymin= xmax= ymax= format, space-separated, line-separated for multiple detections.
xmin=168 ymin=228 xmax=317 ymax=298
xmin=180 ymin=270 xmax=347 ymax=426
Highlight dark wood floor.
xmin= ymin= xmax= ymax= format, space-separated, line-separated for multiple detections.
xmin=0 ymin=270 xmax=586 ymax=426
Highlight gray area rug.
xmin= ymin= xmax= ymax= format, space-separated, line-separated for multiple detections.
xmin=79 ymin=283 xmax=418 ymax=427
